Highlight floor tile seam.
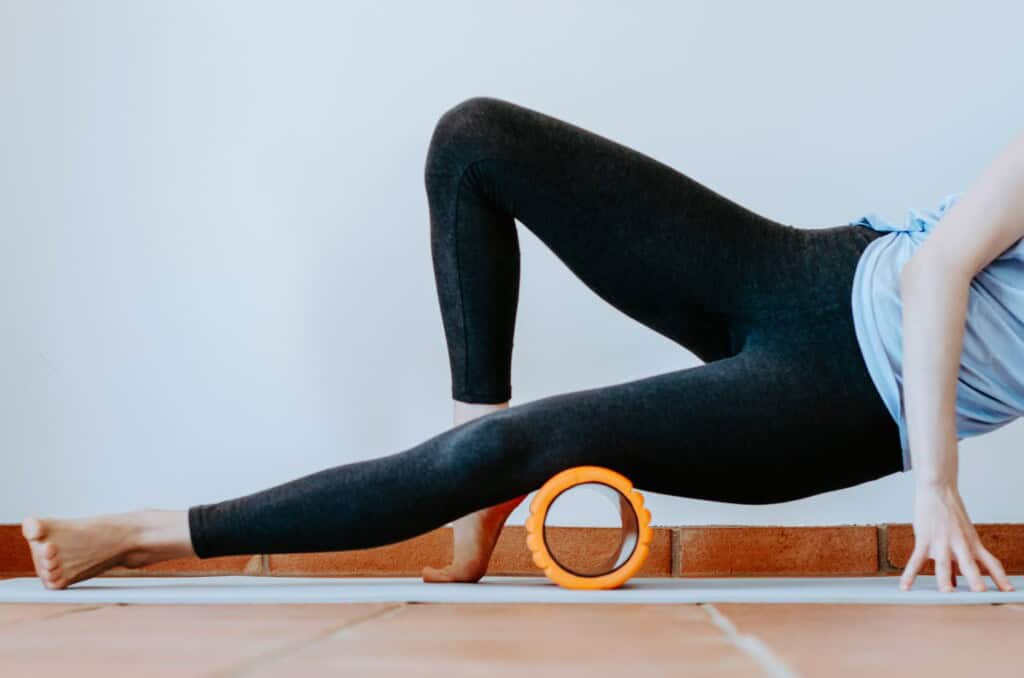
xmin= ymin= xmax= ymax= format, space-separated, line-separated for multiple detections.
xmin=0 ymin=603 xmax=107 ymax=627
xmin=699 ymin=603 xmax=801 ymax=678
xmin=211 ymin=603 xmax=406 ymax=677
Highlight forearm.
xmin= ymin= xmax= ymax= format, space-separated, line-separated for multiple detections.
xmin=899 ymin=267 xmax=964 ymax=488
xmin=900 ymin=130 xmax=1024 ymax=487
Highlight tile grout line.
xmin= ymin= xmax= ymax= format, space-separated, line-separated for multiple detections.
xmin=212 ymin=603 xmax=406 ymax=678
xmin=0 ymin=603 xmax=108 ymax=627
xmin=700 ymin=603 xmax=801 ymax=678
xmin=61 ymin=604 xmax=108 ymax=616
xmin=877 ymin=524 xmax=892 ymax=574
xmin=670 ymin=528 xmax=680 ymax=577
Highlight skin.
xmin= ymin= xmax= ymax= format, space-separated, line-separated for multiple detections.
xmin=20 ymin=133 xmax=1024 ymax=593
xmin=421 ymin=399 xmax=527 ymax=583
xmin=897 ymin=129 xmax=1024 ymax=593
xmin=21 ymin=510 xmax=194 ymax=590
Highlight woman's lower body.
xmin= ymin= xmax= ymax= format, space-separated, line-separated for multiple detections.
xmin=22 ymin=96 xmax=902 ymax=588
xmin=187 ymin=95 xmax=902 ymax=554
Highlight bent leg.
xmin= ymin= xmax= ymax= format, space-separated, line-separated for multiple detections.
xmin=188 ymin=347 xmax=902 ymax=559
xmin=425 ymin=96 xmax=806 ymax=403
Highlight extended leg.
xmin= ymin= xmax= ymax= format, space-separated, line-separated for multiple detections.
xmin=185 ymin=345 xmax=898 ymax=560
xmin=22 ymin=339 xmax=901 ymax=588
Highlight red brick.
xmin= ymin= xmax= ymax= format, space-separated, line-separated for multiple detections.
xmin=267 ymin=528 xmax=452 ymax=576
xmin=265 ymin=526 xmax=672 ymax=578
xmin=0 ymin=525 xmax=33 ymax=576
xmin=104 ymin=555 xmax=261 ymax=577
xmin=677 ymin=525 xmax=878 ymax=576
xmin=488 ymin=526 xmax=673 ymax=577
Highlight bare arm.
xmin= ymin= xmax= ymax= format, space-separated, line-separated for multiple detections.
xmin=902 ymin=129 xmax=1024 ymax=484
xmin=898 ymin=129 xmax=1024 ymax=592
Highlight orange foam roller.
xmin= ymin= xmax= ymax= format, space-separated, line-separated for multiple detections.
xmin=525 ymin=465 xmax=653 ymax=590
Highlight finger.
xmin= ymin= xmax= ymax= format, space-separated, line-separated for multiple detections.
xmin=953 ymin=541 xmax=986 ymax=592
xmin=900 ymin=541 xmax=928 ymax=591
xmin=934 ymin=551 xmax=955 ymax=592
xmin=976 ymin=545 xmax=1016 ymax=593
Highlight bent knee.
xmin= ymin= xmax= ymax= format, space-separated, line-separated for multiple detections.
xmin=424 ymin=96 xmax=515 ymax=184
xmin=434 ymin=96 xmax=512 ymax=145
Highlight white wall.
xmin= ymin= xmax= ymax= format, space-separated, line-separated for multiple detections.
xmin=2 ymin=0 xmax=1023 ymax=527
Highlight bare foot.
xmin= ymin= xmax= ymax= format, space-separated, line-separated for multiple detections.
xmin=422 ymin=494 xmax=526 ymax=583
xmin=21 ymin=509 xmax=193 ymax=590
xmin=423 ymin=398 xmax=521 ymax=583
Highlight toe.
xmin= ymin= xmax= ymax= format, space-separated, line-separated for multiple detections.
xmin=41 ymin=542 xmax=58 ymax=559
xmin=44 ymin=569 xmax=67 ymax=588
xmin=422 ymin=566 xmax=455 ymax=583
xmin=422 ymin=563 xmax=487 ymax=584
xmin=21 ymin=517 xmax=46 ymax=542
xmin=41 ymin=557 xmax=60 ymax=572
xmin=28 ymin=548 xmax=44 ymax=579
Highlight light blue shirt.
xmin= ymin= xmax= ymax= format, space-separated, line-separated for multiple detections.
xmin=849 ymin=193 xmax=1024 ymax=471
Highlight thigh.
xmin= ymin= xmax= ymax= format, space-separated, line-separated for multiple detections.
xmin=492 ymin=346 xmax=902 ymax=506
xmin=426 ymin=96 xmax=806 ymax=362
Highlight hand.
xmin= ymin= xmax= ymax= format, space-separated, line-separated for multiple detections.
xmin=899 ymin=482 xmax=1014 ymax=592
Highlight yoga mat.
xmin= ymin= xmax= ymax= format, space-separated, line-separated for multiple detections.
xmin=2 ymin=575 xmax=1022 ymax=605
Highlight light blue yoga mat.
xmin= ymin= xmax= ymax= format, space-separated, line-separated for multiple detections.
xmin=2 ymin=575 xmax=1022 ymax=605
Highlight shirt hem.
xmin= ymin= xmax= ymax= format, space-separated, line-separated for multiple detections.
xmin=850 ymin=231 xmax=912 ymax=472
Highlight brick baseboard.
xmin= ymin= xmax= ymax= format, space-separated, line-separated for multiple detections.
xmin=3 ymin=523 xmax=1022 ymax=578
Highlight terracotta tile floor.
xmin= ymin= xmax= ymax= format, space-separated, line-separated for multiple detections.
xmin=2 ymin=601 xmax=1023 ymax=676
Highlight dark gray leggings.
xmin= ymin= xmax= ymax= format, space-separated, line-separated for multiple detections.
xmin=188 ymin=96 xmax=902 ymax=558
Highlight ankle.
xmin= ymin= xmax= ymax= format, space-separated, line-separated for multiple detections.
xmin=453 ymin=399 xmax=509 ymax=426
xmin=128 ymin=509 xmax=194 ymax=563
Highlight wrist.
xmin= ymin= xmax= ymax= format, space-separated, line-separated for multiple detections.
xmin=915 ymin=474 xmax=958 ymax=493
xmin=908 ymin=438 xmax=959 ymax=491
